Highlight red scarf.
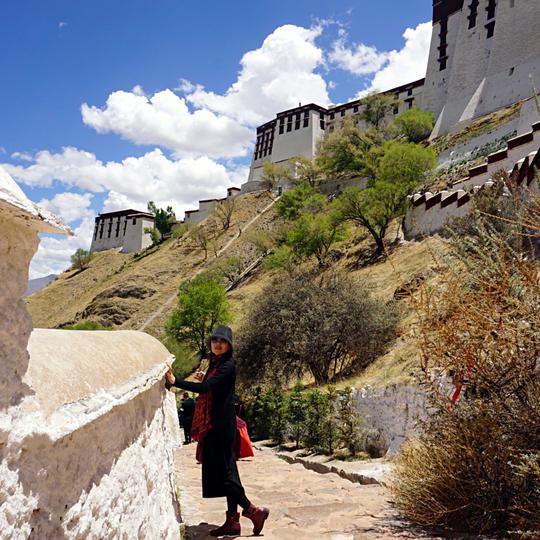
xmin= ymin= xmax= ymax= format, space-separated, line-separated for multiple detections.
xmin=191 ymin=356 xmax=220 ymax=462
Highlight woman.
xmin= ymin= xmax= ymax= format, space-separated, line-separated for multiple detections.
xmin=165 ymin=325 xmax=269 ymax=537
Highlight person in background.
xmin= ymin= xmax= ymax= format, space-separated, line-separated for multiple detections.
xmin=179 ymin=392 xmax=195 ymax=444
xmin=165 ymin=325 xmax=269 ymax=537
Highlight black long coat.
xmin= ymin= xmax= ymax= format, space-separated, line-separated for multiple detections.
xmin=172 ymin=354 xmax=242 ymax=498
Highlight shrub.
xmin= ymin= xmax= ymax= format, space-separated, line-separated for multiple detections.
xmin=302 ymin=389 xmax=330 ymax=452
xmin=236 ymin=271 xmax=400 ymax=386
xmin=393 ymin=189 xmax=540 ymax=536
xmin=286 ymin=381 xmax=307 ymax=449
xmin=165 ymin=272 xmax=231 ymax=358
xmin=70 ymin=248 xmax=93 ymax=271
xmin=392 ymin=107 xmax=434 ymax=143
xmin=336 ymin=387 xmax=363 ymax=457
xmin=63 ymin=321 xmax=109 ymax=330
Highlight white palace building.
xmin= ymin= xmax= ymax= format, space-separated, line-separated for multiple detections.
xmin=241 ymin=0 xmax=540 ymax=192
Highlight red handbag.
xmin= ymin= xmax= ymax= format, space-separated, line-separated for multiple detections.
xmin=236 ymin=416 xmax=254 ymax=459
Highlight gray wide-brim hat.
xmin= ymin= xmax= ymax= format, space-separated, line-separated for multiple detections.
xmin=206 ymin=325 xmax=234 ymax=349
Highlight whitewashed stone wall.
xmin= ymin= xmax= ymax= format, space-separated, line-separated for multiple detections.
xmin=353 ymin=384 xmax=428 ymax=456
xmin=0 ymin=167 xmax=182 ymax=540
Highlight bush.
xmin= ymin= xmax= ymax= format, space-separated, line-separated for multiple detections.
xmin=70 ymin=248 xmax=93 ymax=271
xmin=286 ymin=381 xmax=307 ymax=449
xmin=392 ymin=107 xmax=434 ymax=143
xmin=336 ymin=387 xmax=363 ymax=457
xmin=236 ymin=271 xmax=400 ymax=386
xmin=63 ymin=321 xmax=109 ymax=330
xmin=393 ymin=190 xmax=540 ymax=536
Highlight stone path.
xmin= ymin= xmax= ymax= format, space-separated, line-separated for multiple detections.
xmin=174 ymin=444 xmax=444 ymax=540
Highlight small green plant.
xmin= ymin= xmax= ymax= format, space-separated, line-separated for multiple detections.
xmin=336 ymin=387 xmax=363 ymax=457
xmin=286 ymin=381 xmax=307 ymax=449
xmin=70 ymin=248 xmax=93 ymax=271
xmin=63 ymin=321 xmax=110 ymax=330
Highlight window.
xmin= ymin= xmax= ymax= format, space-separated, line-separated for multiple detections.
xmin=93 ymin=224 xmax=98 ymax=240
xmin=329 ymin=112 xmax=335 ymax=120
xmin=295 ymin=113 xmax=301 ymax=130
xmin=353 ymin=105 xmax=359 ymax=113
xmin=509 ymin=67 xmax=515 ymax=76
xmin=279 ymin=117 xmax=284 ymax=134
xmin=486 ymin=20 xmax=495 ymax=38
xmin=132 ymin=218 xmax=136 ymax=225
xmin=287 ymin=115 xmax=292 ymax=132
xmin=393 ymin=106 xmax=399 ymax=115
xmin=303 ymin=116 xmax=309 ymax=128
xmin=99 ymin=221 xmax=104 ymax=239
xmin=340 ymin=110 xmax=345 ymax=117
xmin=320 ymin=119 xmax=325 ymax=130
xmin=439 ymin=57 xmax=448 ymax=71
xmin=107 ymin=220 xmax=113 ymax=238
xmin=438 ymin=17 xmax=448 ymax=70
xmin=468 ymin=0 xmax=479 ymax=29
xmin=486 ymin=0 xmax=496 ymax=20
xmin=123 ymin=219 xmax=127 ymax=236
xmin=407 ymin=88 xmax=413 ymax=96
xmin=115 ymin=218 xmax=120 ymax=237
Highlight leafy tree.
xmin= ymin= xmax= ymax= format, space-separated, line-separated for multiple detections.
xmin=316 ymin=119 xmax=379 ymax=179
xmin=275 ymin=183 xmax=318 ymax=220
xmin=165 ymin=272 xmax=231 ymax=358
xmin=260 ymin=161 xmax=289 ymax=192
xmin=70 ymin=248 xmax=93 ymax=271
xmin=286 ymin=210 xmax=345 ymax=267
xmin=236 ymin=272 xmax=400 ymax=386
xmin=244 ymin=229 xmax=275 ymax=256
xmin=360 ymin=91 xmax=401 ymax=129
xmin=214 ymin=256 xmax=245 ymax=285
xmin=335 ymin=142 xmax=436 ymax=253
xmin=392 ymin=107 xmax=434 ymax=143
xmin=147 ymin=201 xmax=176 ymax=236
xmin=303 ymin=389 xmax=330 ymax=451
xmin=290 ymin=156 xmax=326 ymax=189
xmin=190 ymin=224 xmax=214 ymax=260
xmin=214 ymin=197 xmax=236 ymax=230
xmin=321 ymin=386 xmax=339 ymax=455
xmin=286 ymin=381 xmax=307 ymax=449
xmin=262 ymin=245 xmax=297 ymax=274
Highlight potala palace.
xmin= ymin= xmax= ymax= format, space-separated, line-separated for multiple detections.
xmin=91 ymin=0 xmax=540 ymax=252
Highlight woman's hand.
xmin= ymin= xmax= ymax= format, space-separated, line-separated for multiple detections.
xmin=194 ymin=370 xmax=205 ymax=382
xmin=165 ymin=367 xmax=176 ymax=385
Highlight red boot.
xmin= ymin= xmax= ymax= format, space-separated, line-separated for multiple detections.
xmin=210 ymin=511 xmax=241 ymax=537
xmin=242 ymin=504 xmax=269 ymax=536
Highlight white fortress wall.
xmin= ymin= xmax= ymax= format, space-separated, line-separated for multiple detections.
xmin=122 ymin=215 xmax=155 ymax=253
xmin=0 ymin=168 xmax=182 ymax=539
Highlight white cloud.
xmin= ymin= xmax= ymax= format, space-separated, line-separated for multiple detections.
xmin=2 ymin=147 xmax=241 ymax=218
xmin=329 ymin=32 xmax=390 ymax=75
xmin=81 ymin=90 xmax=253 ymax=159
xmin=186 ymin=24 xmax=331 ymax=126
xmin=37 ymin=192 xmax=94 ymax=224
xmin=11 ymin=151 xmax=33 ymax=161
xmin=30 ymin=218 xmax=94 ymax=279
xmin=58 ymin=21 xmax=68 ymax=29
xmin=358 ymin=22 xmax=432 ymax=96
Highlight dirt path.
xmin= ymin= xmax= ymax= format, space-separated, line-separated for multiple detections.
xmin=175 ymin=444 xmax=443 ymax=540
xmin=138 ymin=195 xmax=278 ymax=333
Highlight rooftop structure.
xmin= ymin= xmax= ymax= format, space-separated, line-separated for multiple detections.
xmin=90 ymin=208 xmax=155 ymax=254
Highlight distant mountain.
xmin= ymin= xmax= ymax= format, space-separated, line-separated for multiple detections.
xmin=25 ymin=274 xmax=57 ymax=297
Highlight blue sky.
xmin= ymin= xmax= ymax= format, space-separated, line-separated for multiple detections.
xmin=0 ymin=0 xmax=433 ymax=277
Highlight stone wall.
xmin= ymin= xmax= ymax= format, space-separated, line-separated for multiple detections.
xmin=0 ymin=167 xmax=182 ymax=539
xmin=353 ymin=384 xmax=428 ymax=456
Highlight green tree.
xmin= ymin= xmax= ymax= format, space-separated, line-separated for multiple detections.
xmin=275 ymin=183 xmax=318 ymax=220
xmin=286 ymin=381 xmax=307 ymax=449
xmin=286 ymin=210 xmax=345 ymax=267
xmin=290 ymin=156 xmax=326 ymax=189
xmin=360 ymin=91 xmax=401 ymax=129
xmin=147 ymin=201 xmax=176 ymax=237
xmin=321 ymin=386 xmax=339 ymax=455
xmin=236 ymin=272 xmax=400 ymax=386
xmin=165 ymin=272 xmax=231 ymax=357
xmin=335 ymin=142 xmax=436 ymax=253
xmin=260 ymin=161 xmax=289 ymax=192
xmin=262 ymin=245 xmax=297 ymax=274
xmin=316 ymin=119 xmax=379 ymax=179
xmin=303 ymin=389 xmax=330 ymax=451
xmin=392 ymin=107 xmax=434 ymax=143
xmin=70 ymin=248 xmax=93 ymax=271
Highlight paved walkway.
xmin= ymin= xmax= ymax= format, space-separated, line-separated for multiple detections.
xmin=174 ymin=444 xmax=443 ymax=539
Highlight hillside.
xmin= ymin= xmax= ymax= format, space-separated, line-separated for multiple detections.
xmin=26 ymin=188 xmax=451 ymax=389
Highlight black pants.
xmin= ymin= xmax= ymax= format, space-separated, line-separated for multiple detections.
xmin=183 ymin=418 xmax=192 ymax=443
